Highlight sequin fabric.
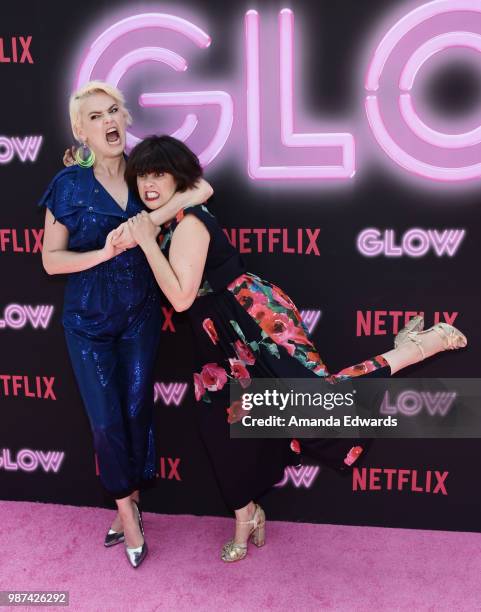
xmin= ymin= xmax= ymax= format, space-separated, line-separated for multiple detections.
xmin=38 ymin=165 xmax=162 ymax=498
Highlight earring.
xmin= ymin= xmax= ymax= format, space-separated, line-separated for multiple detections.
xmin=75 ymin=142 xmax=95 ymax=168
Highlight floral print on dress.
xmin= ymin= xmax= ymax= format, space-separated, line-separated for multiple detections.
xmin=226 ymin=400 xmax=251 ymax=424
xmin=202 ymin=318 xmax=219 ymax=345
xmin=193 ymin=272 xmax=389 ymax=420
xmin=227 ymin=272 xmax=329 ymax=377
xmin=200 ymin=363 xmax=228 ymax=391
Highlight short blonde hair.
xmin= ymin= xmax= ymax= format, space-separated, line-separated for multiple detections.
xmin=69 ymin=80 xmax=132 ymax=141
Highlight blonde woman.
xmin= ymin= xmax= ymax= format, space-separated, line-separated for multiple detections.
xmin=39 ymin=81 xmax=212 ymax=568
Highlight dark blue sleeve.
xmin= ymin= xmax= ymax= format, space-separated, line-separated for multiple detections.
xmin=37 ymin=167 xmax=78 ymax=224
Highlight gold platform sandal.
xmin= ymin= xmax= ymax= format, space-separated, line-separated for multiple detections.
xmin=395 ymin=321 xmax=467 ymax=359
xmin=221 ymin=503 xmax=265 ymax=562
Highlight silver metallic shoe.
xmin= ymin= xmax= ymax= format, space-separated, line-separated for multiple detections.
xmin=104 ymin=528 xmax=125 ymax=547
xmin=125 ymin=500 xmax=148 ymax=569
xmin=394 ymin=315 xmax=424 ymax=348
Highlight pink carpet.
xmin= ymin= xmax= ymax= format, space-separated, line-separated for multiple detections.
xmin=1 ymin=500 xmax=480 ymax=611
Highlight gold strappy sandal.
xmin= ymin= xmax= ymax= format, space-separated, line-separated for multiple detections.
xmin=396 ymin=322 xmax=467 ymax=359
xmin=221 ymin=503 xmax=265 ymax=562
xmin=394 ymin=315 xmax=424 ymax=348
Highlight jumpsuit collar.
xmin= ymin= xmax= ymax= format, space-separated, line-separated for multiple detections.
xmin=72 ymin=161 xmax=131 ymax=220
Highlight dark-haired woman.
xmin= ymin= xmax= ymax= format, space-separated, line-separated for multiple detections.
xmin=124 ymin=135 xmax=467 ymax=562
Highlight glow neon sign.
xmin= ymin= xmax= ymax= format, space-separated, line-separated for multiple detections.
xmin=74 ymin=1 xmax=481 ymax=184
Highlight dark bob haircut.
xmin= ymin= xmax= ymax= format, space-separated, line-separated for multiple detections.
xmin=125 ymin=135 xmax=203 ymax=196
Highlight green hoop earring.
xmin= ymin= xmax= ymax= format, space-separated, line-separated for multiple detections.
xmin=75 ymin=143 xmax=95 ymax=168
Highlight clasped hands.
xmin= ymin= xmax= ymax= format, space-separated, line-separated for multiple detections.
xmin=109 ymin=214 xmax=159 ymax=251
xmin=103 ymin=212 xmax=158 ymax=260
xmin=108 ymin=212 xmax=160 ymax=253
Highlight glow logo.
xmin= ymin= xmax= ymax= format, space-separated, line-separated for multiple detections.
xmin=154 ymin=382 xmax=188 ymax=405
xmin=73 ymin=2 xmax=481 ymax=186
xmin=0 ymin=304 xmax=54 ymax=330
xmin=275 ymin=465 xmax=320 ymax=488
xmin=75 ymin=12 xmax=232 ymax=165
xmin=357 ymin=228 xmax=465 ymax=257
xmin=0 ymin=448 xmax=64 ymax=473
xmin=300 ymin=310 xmax=322 ymax=335
xmin=0 ymin=136 xmax=42 ymax=164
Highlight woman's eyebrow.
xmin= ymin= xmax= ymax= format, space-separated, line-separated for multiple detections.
xmin=88 ymin=104 xmax=118 ymax=117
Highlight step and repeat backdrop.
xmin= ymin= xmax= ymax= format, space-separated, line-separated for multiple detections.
xmin=1 ymin=0 xmax=480 ymax=532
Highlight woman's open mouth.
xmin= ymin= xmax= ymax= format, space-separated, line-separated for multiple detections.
xmin=144 ymin=191 xmax=160 ymax=202
xmin=105 ymin=127 xmax=121 ymax=145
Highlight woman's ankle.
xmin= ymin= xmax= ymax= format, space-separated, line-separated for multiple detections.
xmin=235 ymin=501 xmax=256 ymax=521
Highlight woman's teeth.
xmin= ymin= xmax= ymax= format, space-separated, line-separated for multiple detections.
xmin=145 ymin=191 xmax=159 ymax=201
xmin=105 ymin=127 xmax=120 ymax=144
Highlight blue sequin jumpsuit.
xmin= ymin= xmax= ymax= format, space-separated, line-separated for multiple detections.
xmin=38 ymin=165 xmax=162 ymax=499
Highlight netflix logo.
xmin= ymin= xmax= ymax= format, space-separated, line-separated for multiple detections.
xmin=95 ymin=455 xmax=181 ymax=480
xmin=157 ymin=457 xmax=181 ymax=480
xmin=161 ymin=306 xmax=176 ymax=332
xmin=353 ymin=467 xmax=448 ymax=495
xmin=223 ymin=228 xmax=320 ymax=255
xmin=0 ymin=36 xmax=33 ymax=63
xmin=0 ymin=375 xmax=56 ymax=400
xmin=0 ymin=229 xmax=43 ymax=253
xmin=356 ymin=311 xmax=458 ymax=337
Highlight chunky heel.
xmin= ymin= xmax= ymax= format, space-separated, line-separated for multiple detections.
xmin=251 ymin=521 xmax=265 ymax=547
xmin=221 ymin=503 xmax=266 ymax=562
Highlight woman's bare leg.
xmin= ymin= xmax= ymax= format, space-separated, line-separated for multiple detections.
xmin=110 ymin=489 xmax=140 ymax=532
xmin=116 ymin=495 xmax=143 ymax=548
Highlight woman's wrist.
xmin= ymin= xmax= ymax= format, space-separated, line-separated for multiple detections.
xmin=98 ymin=247 xmax=112 ymax=264
xmin=138 ymin=236 xmax=158 ymax=254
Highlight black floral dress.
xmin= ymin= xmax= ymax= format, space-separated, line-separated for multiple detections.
xmin=160 ymin=206 xmax=390 ymax=510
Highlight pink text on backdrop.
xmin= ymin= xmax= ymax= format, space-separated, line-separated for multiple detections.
xmin=0 ymin=304 xmax=54 ymax=330
xmin=275 ymin=465 xmax=320 ymax=488
xmin=74 ymin=1 xmax=481 ymax=184
xmin=0 ymin=36 xmax=33 ymax=63
xmin=0 ymin=229 xmax=44 ymax=253
xmin=357 ymin=228 xmax=465 ymax=257
xmin=0 ymin=449 xmax=64 ymax=473
xmin=380 ymin=390 xmax=456 ymax=416
xmin=154 ymin=382 xmax=189 ymax=405
xmin=356 ymin=310 xmax=458 ymax=336
xmin=0 ymin=136 xmax=42 ymax=164
xmin=353 ymin=467 xmax=448 ymax=494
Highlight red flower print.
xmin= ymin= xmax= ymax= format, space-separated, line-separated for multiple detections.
xmin=250 ymin=302 xmax=271 ymax=321
xmin=229 ymin=358 xmax=251 ymax=388
xmin=202 ymin=318 xmax=219 ymax=345
xmin=226 ymin=400 xmax=250 ymax=424
xmin=272 ymin=285 xmax=295 ymax=310
xmin=290 ymin=439 xmax=301 ymax=454
xmin=193 ymin=372 xmax=206 ymax=401
xmin=344 ymin=446 xmax=363 ymax=466
xmin=234 ymin=340 xmax=256 ymax=365
xmin=236 ymin=287 xmax=268 ymax=311
xmin=307 ymin=350 xmax=321 ymax=364
xmin=236 ymin=287 xmax=254 ymax=309
xmin=200 ymin=363 xmax=228 ymax=391
xmin=262 ymin=312 xmax=305 ymax=345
